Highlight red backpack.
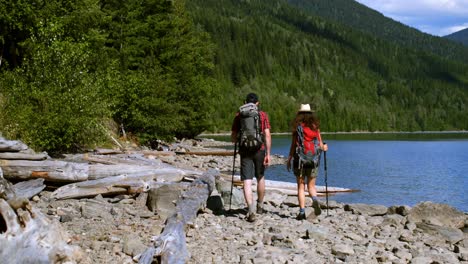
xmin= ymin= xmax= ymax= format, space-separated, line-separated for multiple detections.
xmin=296 ymin=123 xmax=321 ymax=167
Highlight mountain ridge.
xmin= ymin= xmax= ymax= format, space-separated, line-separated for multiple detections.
xmin=445 ymin=27 xmax=468 ymax=46
xmin=187 ymin=0 xmax=468 ymax=132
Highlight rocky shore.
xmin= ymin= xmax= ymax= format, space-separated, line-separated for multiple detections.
xmin=12 ymin=138 xmax=468 ymax=263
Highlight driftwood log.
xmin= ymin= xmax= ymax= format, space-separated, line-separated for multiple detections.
xmin=0 ymin=199 xmax=83 ymax=263
xmin=0 ymin=172 xmax=82 ymax=263
xmin=0 ymin=160 xmax=89 ymax=182
xmin=0 ymin=152 xmax=49 ymax=161
xmin=0 ymin=158 xmax=201 ymax=183
xmin=138 ymin=170 xmax=217 ymax=264
xmin=219 ymin=174 xmax=359 ymax=195
xmin=0 ymin=137 xmax=28 ymax=152
xmin=13 ymin=178 xmax=46 ymax=199
xmin=176 ymin=150 xmax=234 ymax=156
xmin=51 ymin=167 xmax=201 ymax=200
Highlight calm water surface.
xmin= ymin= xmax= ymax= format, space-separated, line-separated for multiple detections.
xmin=207 ymin=133 xmax=468 ymax=212
xmin=268 ymin=135 xmax=468 ymax=212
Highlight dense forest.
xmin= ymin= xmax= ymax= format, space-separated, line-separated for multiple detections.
xmin=0 ymin=0 xmax=216 ymax=153
xmin=186 ymin=0 xmax=468 ymax=133
xmin=1 ymin=0 xmax=468 ymax=153
xmin=287 ymin=0 xmax=468 ymax=63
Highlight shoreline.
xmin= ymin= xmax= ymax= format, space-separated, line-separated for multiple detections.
xmin=2 ymin=136 xmax=467 ymax=263
xmin=200 ymin=130 xmax=468 ymax=136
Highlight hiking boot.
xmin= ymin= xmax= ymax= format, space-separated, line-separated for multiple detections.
xmin=247 ymin=212 xmax=256 ymax=222
xmin=312 ymin=200 xmax=322 ymax=216
xmin=256 ymin=203 xmax=264 ymax=214
xmin=296 ymin=212 xmax=306 ymax=220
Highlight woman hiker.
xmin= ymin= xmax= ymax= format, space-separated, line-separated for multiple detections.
xmin=287 ymin=104 xmax=328 ymax=220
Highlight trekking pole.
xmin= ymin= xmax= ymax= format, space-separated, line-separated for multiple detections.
xmin=229 ymin=141 xmax=237 ymax=211
xmin=323 ymin=143 xmax=329 ymax=216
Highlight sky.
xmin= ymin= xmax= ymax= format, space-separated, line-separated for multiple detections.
xmin=355 ymin=0 xmax=468 ymax=36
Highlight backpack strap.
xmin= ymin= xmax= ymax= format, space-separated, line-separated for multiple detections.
xmin=296 ymin=124 xmax=305 ymax=172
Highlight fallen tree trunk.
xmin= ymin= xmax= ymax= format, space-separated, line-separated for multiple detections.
xmin=0 ymin=137 xmax=28 ymax=152
xmin=0 ymin=152 xmax=49 ymax=161
xmin=138 ymin=170 xmax=217 ymax=264
xmin=0 ymin=160 xmax=89 ymax=182
xmin=176 ymin=150 xmax=234 ymax=156
xmin=0 ymin=199 xmax=83 ymax=263
xmin=0 ymin=173 xmax=82 ymax=263
xmin=219 ymin=174 xmax=358 ymax=195
xmin=0 ymin=159 xmax=201 ymax=183
xmin=51 ymin=168 xmax=202 ymax=200
xmin=88 ymin=164 xmax=199 ymax=180
xmin=13 ymin=178 xmax=46 ymax=199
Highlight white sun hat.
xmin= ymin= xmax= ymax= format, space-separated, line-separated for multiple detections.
xmin=298 ymin=104 xmax=312 ymax=113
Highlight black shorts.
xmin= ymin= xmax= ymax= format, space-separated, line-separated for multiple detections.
xmin=240 ymin=150 xmax=265 ymax=181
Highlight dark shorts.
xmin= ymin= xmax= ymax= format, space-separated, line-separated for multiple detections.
xmin=293 ymin=154 xmax=319 ymax=179
xmin=240 ymin=150 xmax=265 ymax=180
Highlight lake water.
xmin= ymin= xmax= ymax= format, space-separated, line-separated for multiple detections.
xmin=206 ymin=133 xmax=468 ymax=212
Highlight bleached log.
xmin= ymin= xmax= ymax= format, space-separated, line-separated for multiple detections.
xmin=175 ymin=150 xmax=235 ymax=156
xmin=138 ymin=170 xmax=217 ymax=264
xmin=141 ymin=150 xmax=176 ymax=157
xmin=0 ymin=152 xmax=49 ymax=161
xmin=94 ymin=148 xmax=123 ymax=155
xmin=0 ymin=137 xmax=28 ymax=152
xmin=0 ymin=199 xmax=83 ymax=263
xmin=51 ymin=168 xmax=202 ymax=200
xmin=51 ymin=174 xmax=152 ymax=200
xmin=0 ymin=160 xmax=89 ymax=182
xmin=88 ymin=164 xmax=201 ymax=180
xmin=219 ymin=174 xmax=358 ymax=195
xmin=261 ymin=179 xmax=359 ymax=194
xmin=13 ymin=179 xmax=46 ymax=199
xmin=82 ymin=153 xmax=119 ymax=165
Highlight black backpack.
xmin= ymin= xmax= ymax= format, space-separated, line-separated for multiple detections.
xmin=238 ymin=103 xmax=263 ymax=153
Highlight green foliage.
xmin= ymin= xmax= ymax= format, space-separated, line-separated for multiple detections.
xmin=187 ymin=0 xmax=468 ymax=132
xmin=101 ymin=0 xmax=216 ymax=143
xmin=0 ymin=21 xmax=112 ymax=152
xmin=287 ymin=0 xmax=468 ymax=63
xmin=0 ymin=0 xmax=116 ymax=153
xmin=1 ymin=0 xmax=467 ymax=154
xmin=0 ymin=0 xmax=217 ymax=152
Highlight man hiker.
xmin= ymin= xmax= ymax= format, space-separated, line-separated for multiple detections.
xmin=231 ymin=93 xmax=271 ymax=222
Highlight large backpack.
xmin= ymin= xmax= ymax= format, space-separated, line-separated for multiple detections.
xmin=296 ymin=123 xmax=321 ymax=168
xmin=238 ymin=103 xmax=263 ymax=153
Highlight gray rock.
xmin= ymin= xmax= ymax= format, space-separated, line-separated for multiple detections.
xmin=417 ymin=222 xmax=464 ymax=244
xmin=264 ymin=190 xmax=287 ymax=207
xmin=382 ymin=214 xmax=405 ymax=227
xmin=122 ymin=234 xmax=146 ymax=257
xmin=388 ymin=205 xmax=411 ymax=216
xmin=407 ymin=201 xmax=465 ymax=229
xmin=411 ymin=256 xmax=433 ymax=264
xmin=146 ymin=184 xmax=185 ymax=219
xmin=332 ymin=243 xmax=355 ymax=260
xmin=217 ymin=180 xmax=244 ymax=209
xmin=344 ymin=203 xmax=388 ymax=216
xmin=81 ymin=200 xmax=113 ymax=220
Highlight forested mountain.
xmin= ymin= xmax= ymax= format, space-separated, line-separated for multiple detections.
xmin=445 ymin=28 xmax=468 ymax=46
xmin=287 ymin=0 xmax=468 ymax=63
xmin=1 ymin=0 xmax=468 ymax=153
xmin=186 ymin=0 xmax=468 ymax=133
